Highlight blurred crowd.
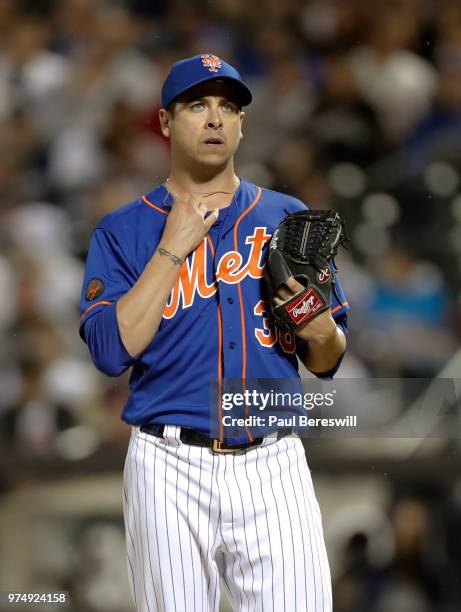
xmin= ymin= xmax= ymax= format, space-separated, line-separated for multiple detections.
xmin=331 ymin=492 xmax=461 ymax=612
xmin=0 ymin=0 xmax=461 ymax=610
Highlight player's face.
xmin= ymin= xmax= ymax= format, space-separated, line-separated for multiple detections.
xmin=160 ymin=81 xmax=245 ymax=170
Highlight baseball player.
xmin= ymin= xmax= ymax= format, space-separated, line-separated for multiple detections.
xmin=80 ymin=54 xmax=349 ymax=612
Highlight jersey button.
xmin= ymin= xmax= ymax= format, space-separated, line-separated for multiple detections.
xmin=229 ymin=341 xmax=236 ymax=349
xmin=227 ymin=297 xmax=234 ymax=304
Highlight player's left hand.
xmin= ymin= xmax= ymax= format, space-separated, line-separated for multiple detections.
xmin=273 ymin=277 xmax=337 ymax=342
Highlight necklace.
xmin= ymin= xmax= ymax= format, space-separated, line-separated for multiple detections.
xmin=162 ymin=177 xmax=238 ymax=207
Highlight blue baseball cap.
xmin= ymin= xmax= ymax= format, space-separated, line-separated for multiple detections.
xmin=161 ymin=53 xmax=252 ymax=109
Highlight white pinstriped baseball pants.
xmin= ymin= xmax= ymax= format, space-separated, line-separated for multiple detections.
xmin=123 ymin=425 xmax=332 ymax=612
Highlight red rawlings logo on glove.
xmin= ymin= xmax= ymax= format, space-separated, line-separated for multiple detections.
xmin=286 ymin=289 xmax=325 ymax=325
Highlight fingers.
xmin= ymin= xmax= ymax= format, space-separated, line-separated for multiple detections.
xmin=171 ymin=191 xmax=199 ymax=208
xmin=171 ymin=190 xmax=218 ymax=230
xmin=276 ymin=278 xmax=303 ymax=300
xmin=276 ymin=285 xmax=292 ymax=300
xmin=186 ymin=192 xmax=201 ymax=210
xmin=169 ymin=192 xmax=189 ymax=214
xmin=285 ymin=276 xmax=305 ymax=293
xmin=191 ymin=195 xmax=218 ymax=227
xmin=196 ymin=201 xmax=208 ymax=216
xmin=174 ymin=193 xmax=208 ymax=216
xmin=274 ymin=276 xmax=305 ymax=305
xmin=204 ymin=208 xmax=219 ymax=230
xmin=184 ymin=193 xmax=208 ymax=218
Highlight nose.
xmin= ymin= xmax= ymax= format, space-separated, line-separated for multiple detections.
xmin=206 ymin=105 xmax=223 ymax=129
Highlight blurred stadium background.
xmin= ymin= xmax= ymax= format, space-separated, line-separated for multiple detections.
xmin=1 ymin=0 xmax=461 ymax=610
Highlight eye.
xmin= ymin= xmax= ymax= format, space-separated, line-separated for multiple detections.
xmin=190 ymin=102 xmax=205 ymax=111
xmin=221 ymin=101 xmax=236 ymax=112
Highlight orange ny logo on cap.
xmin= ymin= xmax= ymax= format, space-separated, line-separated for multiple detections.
xmin=201 ymin=54 xmax=221 ymax=73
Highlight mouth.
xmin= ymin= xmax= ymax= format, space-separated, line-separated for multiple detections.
xmin=203 ymin=137 xmax=224 ymax=146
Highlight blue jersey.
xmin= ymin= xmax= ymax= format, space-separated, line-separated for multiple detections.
xmin=80 ymin=179 xmax=349 ymax=441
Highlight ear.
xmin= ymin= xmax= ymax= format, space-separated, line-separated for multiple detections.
xmin=239 ymin=110 xmax=245 ymax=140
xmin=159 ymin=108 xmax=171 ymax=138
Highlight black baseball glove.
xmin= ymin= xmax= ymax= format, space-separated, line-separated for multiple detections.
xmin=265 ymin=209 xmax=347 ymax=331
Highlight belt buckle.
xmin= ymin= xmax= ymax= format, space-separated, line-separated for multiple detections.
xmin=212 ymin=439 xmax=240 ymax=453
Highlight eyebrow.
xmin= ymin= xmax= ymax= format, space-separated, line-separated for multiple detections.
xmin=184 ymin=95 xmax=240 ymax=106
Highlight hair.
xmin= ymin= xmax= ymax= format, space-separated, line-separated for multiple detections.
xmin=165 ymin=101 xmax=177 ymax=117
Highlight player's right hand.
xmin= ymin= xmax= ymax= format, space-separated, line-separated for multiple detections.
xmin=159 ymin=192 xmax=219 ymax=261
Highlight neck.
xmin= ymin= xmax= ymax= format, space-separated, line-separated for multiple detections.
xmin=165 ymin=163 xmax=240 ymax=198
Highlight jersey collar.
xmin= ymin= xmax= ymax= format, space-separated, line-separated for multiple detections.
xmin=143 ymin=179 xmax=261 ymax=236
xmin=144 ymin=179 xmax=244 ymax=213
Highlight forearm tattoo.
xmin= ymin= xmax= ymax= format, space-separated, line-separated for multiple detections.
xmin=157 ymin=246 xmax=183 ymax=266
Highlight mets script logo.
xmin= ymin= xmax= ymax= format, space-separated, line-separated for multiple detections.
xmin=317 ymin=267 xmax=331 ymax=284
xmin=201 ymin=54 xmax=222 ymax=73
xmin=163 ymin=227 xmax=271 ymax=319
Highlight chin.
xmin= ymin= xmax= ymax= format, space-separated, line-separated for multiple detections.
xmin=196 ymin=153 xmax=231 ymax=168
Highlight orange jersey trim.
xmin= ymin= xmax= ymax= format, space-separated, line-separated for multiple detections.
xmin=233 ymin=186 xmax=263 ymax=442
xmin=80 ymin=300 xmax=112 ymax=321
xmin=331 ymin=301 xmax=349 ymax=315
xmin=142 ymin=195 xmax=169 ymax=215
xmin=217 ymin=304 xmax=224 ymax=441
xmin=206 ymin=235 xmax=225 ymax=442
xmin=233 ymin=186 xmax=263 ymax=381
